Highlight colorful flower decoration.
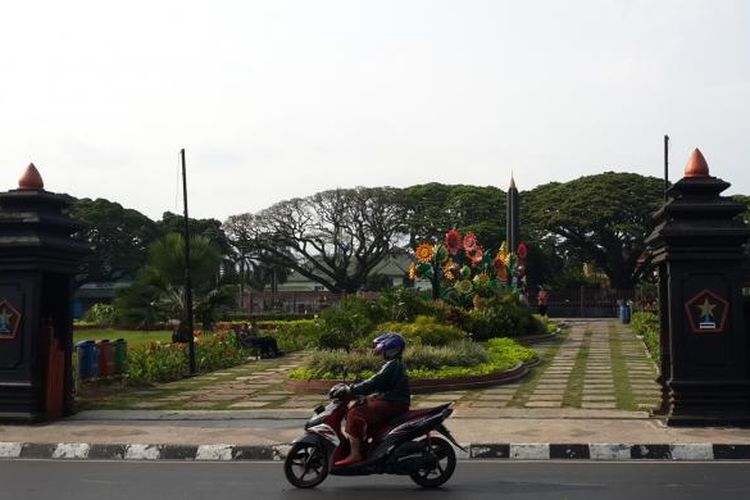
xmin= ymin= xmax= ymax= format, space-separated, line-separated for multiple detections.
xmin=517 ymin=242 xmax=528 ymax=260
xmin=410 ymin=229 xmax=530 ymax=309
xmin=415 ymin=242 xmax=434 ymax=263
xmin=473 ymin=273 xmax=490 ymax=286
xmin=467 ymin=245 xmax=484 ymax=265
xmin=455 ymin=279 xmax=473 ymax=295
xmin=445 ymin=229 xmax=462 ymax=255
xmin=463 ymin=232 xmax=477 ymax=252
xmin=434 ymin=244 xmax=449 ymax=264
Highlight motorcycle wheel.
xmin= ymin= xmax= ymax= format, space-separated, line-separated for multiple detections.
xmin=409 ymin=436 xmax=456 ymax=488
xmin=284 ymin=442 xmax=329 ymax=488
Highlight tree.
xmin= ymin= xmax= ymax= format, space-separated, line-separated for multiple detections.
xmin=115 ymin=233 xmax=235 ymax=329
xmin=225 ymin=187 xmax=406 ymax=293
xmin=402 ymin=183 xmax=506 ymax=249
xmin=523 ymin=172 xmax=665 ymax=289
xmin=158 ymin=212 xmax=232 ymax=257
xmin=70 ymin=198 xmax=161 ymax=287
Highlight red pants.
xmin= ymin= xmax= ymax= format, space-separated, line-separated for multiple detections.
xmin=345 ymin=398 xmax=409 ymax=441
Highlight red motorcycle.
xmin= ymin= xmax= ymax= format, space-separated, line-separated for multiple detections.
xmin=284 ymin=383 xmax=463 ymax=489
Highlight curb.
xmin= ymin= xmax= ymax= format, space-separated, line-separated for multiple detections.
xmin=3 ymin=442 xmax=750 ymax=461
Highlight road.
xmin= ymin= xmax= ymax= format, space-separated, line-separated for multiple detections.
xmin=2 ymin=460 xmax=748 ymax=500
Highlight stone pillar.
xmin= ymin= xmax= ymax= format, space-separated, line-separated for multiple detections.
xmin=646 ymin=149 xmax=750 ymax=425
xmin=506 ymin=176 xmax=520 ymax=252
xmin=0 ymin=164 xmax=87 ymax=422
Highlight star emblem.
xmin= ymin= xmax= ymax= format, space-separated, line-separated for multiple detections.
xmin=697 ymin=298 xmax=717 ymax=321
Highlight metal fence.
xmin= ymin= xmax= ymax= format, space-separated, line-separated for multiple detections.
xmin=543 ymin=287 xmax=635 ymax=318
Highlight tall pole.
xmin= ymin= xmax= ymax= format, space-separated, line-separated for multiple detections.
xmin=664 ymin=135 xmax=669 ymax=201
xmin=181 ymin=148 xmax=196 ymax=375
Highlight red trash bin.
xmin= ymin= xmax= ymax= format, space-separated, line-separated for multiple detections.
xmin=96 ymin=340 xmax=116 ymax=378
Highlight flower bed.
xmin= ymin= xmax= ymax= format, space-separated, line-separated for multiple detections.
xmin=287 ymin=337 xmax=538 ymax=394
xmin=126 ymin=331 xmax=248 ymax=385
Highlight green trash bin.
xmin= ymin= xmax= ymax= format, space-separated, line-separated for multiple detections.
xmin=113 ymin=338 xmax=128 ymax=376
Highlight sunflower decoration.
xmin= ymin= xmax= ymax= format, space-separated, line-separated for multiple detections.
xmin=442 ymin=261 xmax=458 ymax=281
xmin=473 ymin=272 xmax=490 ymax=287
xmin=463 ymin=232 xmax=478 ymax=252
xmin=455 ymin=279 xmax=473 ymax=295
xmin=467 ymin=245 xmax=484 ymax=266
xmin=496 ymin=262 xmax=508 ymax=281
xmin=445 ymin=229 xmax=462 ymax=255
xmin=497 ymin=241 xmax=509 ymax=263
xmin=415 ymin=242 xmax=434 ymax=263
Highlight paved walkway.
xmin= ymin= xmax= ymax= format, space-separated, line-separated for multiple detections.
xmin=80 ymin=319 xmax=661 ymax=419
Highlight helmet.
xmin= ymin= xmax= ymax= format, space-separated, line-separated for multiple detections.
xmin=373 ymin=332 xmax=406 ymax=359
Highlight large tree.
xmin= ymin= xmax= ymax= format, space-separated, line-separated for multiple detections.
xmin=402 ymin=183 xmax=506 ymax=249
xmin=70 ymin=198 xmax=161 ymax=287
xmin=523 ymin=172 xmax=665 ymax=289
xmin=225 ymin=187 xmax=406 ymax=293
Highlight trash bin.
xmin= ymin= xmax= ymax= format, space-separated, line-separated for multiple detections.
xmin=76 ymin=340 xmax=99 ymax=381
xmin=113 ymin=338 xmax=128 ymax=376
xmin=97 ymin=340 xmax=116 ymax=378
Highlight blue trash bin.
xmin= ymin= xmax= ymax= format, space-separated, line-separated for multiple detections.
xmin=76 ymin=340 xmax=99 ymax=380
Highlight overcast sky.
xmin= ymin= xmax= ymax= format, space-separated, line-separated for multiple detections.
xmin=1 ymin=0 xmax=748 ymax=220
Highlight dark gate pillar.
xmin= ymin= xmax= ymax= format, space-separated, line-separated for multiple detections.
xmin=0 ymin=164 xmax=86 ymax=422
xmin=646 ymin=149 xmax=750 ymax=426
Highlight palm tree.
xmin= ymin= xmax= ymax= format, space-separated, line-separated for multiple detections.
xmin=116 ymin=233 xmax=236 ymax=329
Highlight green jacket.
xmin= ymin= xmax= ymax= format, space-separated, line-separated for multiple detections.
xmin=351 ymin=358 xmax=411 ymax=403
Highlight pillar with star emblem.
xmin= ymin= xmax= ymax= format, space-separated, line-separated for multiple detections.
xmin=646 ymin=148 xmax=750 ymax=426
xmin=0 ymin=164 xmax=87 ymax=422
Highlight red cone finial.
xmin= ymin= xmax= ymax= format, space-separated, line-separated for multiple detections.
xmin=684 ymin=148 xmax=710 ymax=178
xmin=18 ymin=163 xmax=45 ymax=190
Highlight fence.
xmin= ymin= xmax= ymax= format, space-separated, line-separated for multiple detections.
xmin=544 ymin=287 xmax=635 ymax=318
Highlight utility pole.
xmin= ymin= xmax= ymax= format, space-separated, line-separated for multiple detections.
xmin=181 ymin=148 xmax=196 ymax=375
xmin=664 ymin=135 xmax=670 ymax=201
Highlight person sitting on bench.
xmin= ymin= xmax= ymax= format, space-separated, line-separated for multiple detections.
xmin=237 ymin=322 xmax=279 ymax=358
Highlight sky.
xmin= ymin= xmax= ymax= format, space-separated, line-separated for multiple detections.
xmin=1 ymin=0 xmax=749 ymax=221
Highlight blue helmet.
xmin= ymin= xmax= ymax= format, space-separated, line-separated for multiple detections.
xmin=373 ymin=332 xmax=406 ymax=359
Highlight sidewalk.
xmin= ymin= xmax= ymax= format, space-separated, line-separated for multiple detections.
xmin=4 ymin=319 xmax=750 ymax=461
xmin=3 ymin=412 xmax=750 ymax=460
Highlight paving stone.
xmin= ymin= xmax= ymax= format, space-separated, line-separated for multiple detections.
xmin=581 ymin=402 xmax=617 ymax=409
xmin=182 ymin=402 xmax=221 ymax=409
xmin=228 ymin=401 xmax=270 ymax=409
xmin=525 ymin=401 xmax=561 ymax=408
xmin=132 ymin=402 xmax=164 ymax=409
xmin=251 ymin=395 xmax=289 ymax=401
xmin=469 ymin=402 xmax=506 ymax=408
xmin=477 ymin=395 xmax=514 ymax=401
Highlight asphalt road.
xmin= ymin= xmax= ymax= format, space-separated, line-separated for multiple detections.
xmin=2 ymin=460 xmax=749 ymax=500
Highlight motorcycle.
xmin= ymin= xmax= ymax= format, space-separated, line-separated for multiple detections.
xmin=283 ymin=383 xmax=464 ymax=489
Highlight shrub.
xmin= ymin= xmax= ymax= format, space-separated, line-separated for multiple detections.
xmin=486 ymin=337 xmax=538 ymax=364
xmin=270 ymin=320 xmax=324 ymax=352
xmin=289 ymin=338 xmax=536 ymax=381
xmin=467 ymin=292 xmax=537 ymax=340
xmin=377 ymin=287 xmax=432 ymax=322
xmin=632 ymin=311 xmax=660 ymax=365
xmin=377 ymin=316 xmax=467 ymax=346
xmin=223 ymin=312 xmax=317 ymax=322
xmin=317 ymin=296 xmax=387 ymax=350
xmin=294 ymin=341 xmax=489 ymax=380
xmin=83 ymin=303 xmax=117 ymax=327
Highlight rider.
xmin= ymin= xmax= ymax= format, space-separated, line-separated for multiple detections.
xmin=334 ymin=332 xmax=411 ymax=467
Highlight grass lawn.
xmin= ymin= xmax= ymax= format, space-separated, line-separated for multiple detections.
xmin=74 ymin=329 xmax=173 ymax=347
